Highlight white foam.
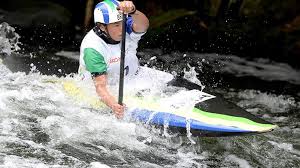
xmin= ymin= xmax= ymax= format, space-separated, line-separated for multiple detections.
xmin=236 ymin=90 xmax=298 ymax=113
xmin=124 ymin=66 xmax=174 ymax=92
xmin=225 ymin=154 xmax=252 ymax=168
xmin=174 ymin=148 xmax=206 ymax=168
xmin=269 ymin=141 xmax=293 ymax=151
xmin=268 ymin=141 xmax=300 ymax=155
xmin=39 ymin=103 xmax=148 ymax=151
xmin=0 ymin=22 xmax=21 ymax=55
xmin=0 ymin=119 xmax=19 ymax=136
xmin=90 ymin=162 xmax=111 ymax=168
xmin=55 ymin=50 xmax=80 ymax=60
xmin=160 ymin=89 xmax=203 ymax=110
xmin=132 ymin=161 xmax=162 ymax=168
xmin=183 ymin=63 xmax=205 ymax=91
xmin=1 ymin=155 xmax=66 ymax=168
xmin=174 ymin=52 xmax=300 ymax=85
xmin=220 ymin=55 xmax=300 ymax=85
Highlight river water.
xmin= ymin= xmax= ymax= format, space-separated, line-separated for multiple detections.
xmin=0 ymin=22 xmax=300 ymax=168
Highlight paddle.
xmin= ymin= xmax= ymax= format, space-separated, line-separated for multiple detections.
xmin=118 ymin=13 xmax=127 ymax=105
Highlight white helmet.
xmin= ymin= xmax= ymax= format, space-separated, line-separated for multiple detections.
xmin=94 ymin=0 xmax=123 ymax=24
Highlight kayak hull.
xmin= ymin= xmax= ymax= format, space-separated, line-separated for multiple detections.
xmin=59 ymin=67 xmax=277 ymax=137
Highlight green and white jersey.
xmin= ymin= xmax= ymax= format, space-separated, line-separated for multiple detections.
xmin=78 ymin=27 xmax=144 ymax=83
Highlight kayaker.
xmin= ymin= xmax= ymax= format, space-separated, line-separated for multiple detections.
xmin=78 ymin=0 xmax=149 ymax=119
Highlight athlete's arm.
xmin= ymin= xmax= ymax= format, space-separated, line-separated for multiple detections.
xmin=118 ymin=1 xmax=149 ymax=33
xmin=94 ymin=74 xmax=125 ymax=119
xmin=130 ymin=10 xmax=149 ymax=33
xmin=83 ymin=48 xmax=124 ymax=118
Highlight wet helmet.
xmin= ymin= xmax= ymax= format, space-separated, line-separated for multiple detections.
xmin=94 ymin=0 xmax=122 ymax=24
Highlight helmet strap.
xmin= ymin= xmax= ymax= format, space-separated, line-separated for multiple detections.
xmin=93 ymin=25 xmax=120 ymax=45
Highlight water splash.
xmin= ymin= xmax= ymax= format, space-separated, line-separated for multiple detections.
xmin=0 ymin=22 xmax=21 ymax=55
xmin=225 ymin=154 xmax=252 ymax=168
xmin=234 ymin=89 xmax=299 ymax=114
xmin=183 ymin=63 xmax=205 ymax=91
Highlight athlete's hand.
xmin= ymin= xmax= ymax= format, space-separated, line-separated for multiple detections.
xmin=117 ymin=1 xmax=136 ymax=14
xmin=111 ymin=103 xmax=126 ymax=119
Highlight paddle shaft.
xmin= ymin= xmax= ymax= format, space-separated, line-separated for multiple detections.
xmin=118 ymin=13 xmax=127 ymax=105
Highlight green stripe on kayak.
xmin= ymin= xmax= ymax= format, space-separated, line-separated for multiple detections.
xmin=192 ymin=107 xmax=276 ymax=128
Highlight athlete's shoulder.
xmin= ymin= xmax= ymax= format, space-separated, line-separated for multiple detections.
xmin=81 ymin=30 xmax=107 ymax=50
xmin=82 ymin=30 xmax=102 ymax=43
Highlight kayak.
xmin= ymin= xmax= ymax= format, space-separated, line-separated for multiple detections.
xmin=62 ymin=67 xmax=277 ymax=137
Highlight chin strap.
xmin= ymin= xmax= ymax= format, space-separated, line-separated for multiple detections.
xmin=93 ymin=26 xmax=120 ymax=45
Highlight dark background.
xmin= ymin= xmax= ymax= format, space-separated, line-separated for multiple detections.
xmin=1 ymin=0 xmax=300 ymax=69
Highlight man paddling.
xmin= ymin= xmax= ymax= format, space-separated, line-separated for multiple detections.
xmin=78 ymin=0 xmax=149 ymax=119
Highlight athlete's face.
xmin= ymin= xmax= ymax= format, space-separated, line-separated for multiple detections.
xmin=106 ymin=21 xmax=123 ymax=41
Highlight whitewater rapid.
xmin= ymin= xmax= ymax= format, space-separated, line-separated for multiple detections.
xmin=1 ymin=22 xmax=300 ymax=168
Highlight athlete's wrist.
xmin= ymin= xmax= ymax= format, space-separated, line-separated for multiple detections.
xmin=106 ymin=97 xmax=117 ymax=109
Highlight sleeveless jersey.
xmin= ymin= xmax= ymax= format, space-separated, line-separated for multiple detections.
xmin=78 ymin=20 xmax=144 ymax=83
